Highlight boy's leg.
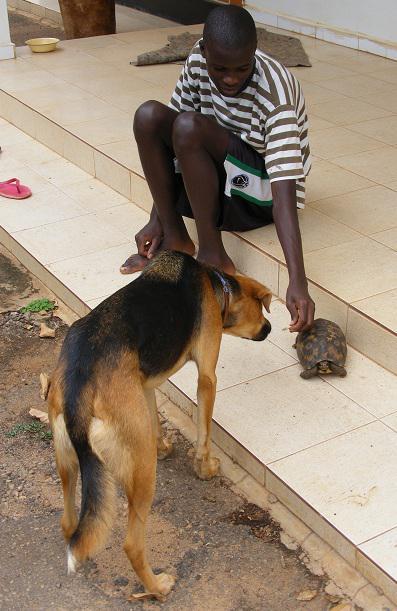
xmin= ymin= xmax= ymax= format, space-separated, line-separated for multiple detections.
xmin=120 ymin=101 xmax=195 ymax=274
xmin=172 ymin=112 xmax=234 ymax=274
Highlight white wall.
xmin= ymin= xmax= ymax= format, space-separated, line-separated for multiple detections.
xmin=246 ymin=0 xmax=397 ymax=56
xmin=0 ymin=0 xmax=15 ymax=60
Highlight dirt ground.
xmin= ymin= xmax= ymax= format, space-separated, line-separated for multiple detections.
xmin=0 ymin=245 xmax=343 ymax=610
xmin=8 ymin=7 xmax=65 ymax=47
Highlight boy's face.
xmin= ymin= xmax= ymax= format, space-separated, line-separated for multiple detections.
xmin=201 ymin=41 xmax=256 ymax=97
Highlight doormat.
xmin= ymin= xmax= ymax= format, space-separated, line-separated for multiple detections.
xmin=135 ymin=28 xmax=311 ymax=68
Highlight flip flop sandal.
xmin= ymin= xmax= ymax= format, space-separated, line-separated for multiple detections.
xmin=0 ymin=178 xmax=32 ymax=200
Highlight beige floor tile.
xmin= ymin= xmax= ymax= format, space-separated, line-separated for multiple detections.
xmin=83 ymin=42 xmax=146 ymax=65
xmin=301 ymin=82 xmax=346 ymax=107
xmin=304 ymin=238 xmax=397 ymax=303
xmin=319 ymin=74 xmax=397 ymax=98
xmin=62 ymin=133 xmax=95 ymax=175
xmin=34 ymin=114 xmax=65 ymax=156
xmin=213 ymin=365 xmax=373 ymax=465
xmin=0 ymin=69 xmax=63 ymax=93
xmin=278 ymin=266 xmax=349 ymax=333
xmin=264 ymin=299 xmax=299 ymax=358
xmin=310 ymin=185 xmax=397 ymax=234
xmin=15 ymin=213 xmax=129 ymax=264
xmin=60 ymin=178 xmax=129 ymax=212
xmin=308 ymin=115 xmax=336 ymax=132
xmin=21 ymin=48 xmax=102 ymax=71
xmin=305 ymin=160 xmax=374 ymax=204
xmin=29 ymin=158 xmax=91 ymax=187
xmin=97 ymin=86 xmax=171 ymax=112
xmin=324 ymin=53 xmax=394 ymax=75
xmin=269 ymin=421 xmax=397 ymax=543
xmin=367 ymin=66 xmax=397 ymax=85
xmin=361 ymin=90 xmax=397 ymax=114
xmin=60 ymin=35 xmax=125 ymax=51
xmin=86 ymin=295 xmax=110 ymax=309
xmin=382 ymin=413 xmax=397 ymax=432
xmin=352 ymin=290 xmax=397 ymax=333
xmin=371 ymin=227 xmax=397 ymax=250
xmin=171 ymin=332 xmax=295 ymax=398
xmin=322 ymin=347 xmax=397 ymax=418
xmin=48 ymin=63 xmax=119 ymax=85
xmin=310 ymin=96 xmax=392 ymax=126
xmin=7 ymin=138 xmax=60 ymax=165
xmin=3 ymin=166 xmax=56 ymax=194
xmin=14 ymin=82 xmax=88 ymax=108
xmin=94 ymin=151 xmax=131 ymax=199
xmin=293 ymin=61 xmax=356 ymax=83
xmin=98 ymin=140 xmax=141 ymax=173
xmin=333 ymin=146 xmax=397 ymax=185
xmin=348 ymin=116 xmax=397 ymax=146
xmin=359 ymin=528 xmax=397 ymax=591
xmin=47 ymin=243 xmax=137 ymax=301
xmin=310 ymin=126 xmax=383 ymax=160
xmin=0 ymin=187 xmax=87 ymax=232
xmin=222 ymin=232 xmax=279 ymax=295
xmin=71 ymin=113 xmax=132 ymax=146
xmin=95 ymin=203 xmax=149 ymax=238
xmin=41 ymin=96 xmax=122 ymax=126
xmin=356 ymin=549 xmax=397 ymax=607
xmin=347 ymin=308 xmax=396 ymax=375
xmin=132 ymin=63 xmax=184 ymax=88
xmin=241 ymin=208 xmax=361 ymax=261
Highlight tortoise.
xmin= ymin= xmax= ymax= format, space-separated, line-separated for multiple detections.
xmin=294 ymin=318 xmax=347 ymax=379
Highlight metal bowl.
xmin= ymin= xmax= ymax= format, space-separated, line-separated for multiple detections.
xmin=25 ymin=38 xmax=60 ymax=53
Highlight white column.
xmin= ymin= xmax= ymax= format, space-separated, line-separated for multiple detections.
xmin=0 ymin=0 xmax=15 ymax=60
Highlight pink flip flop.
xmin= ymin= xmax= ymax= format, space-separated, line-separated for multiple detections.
xmin=0 ymin=178 xmax=32 ymax=200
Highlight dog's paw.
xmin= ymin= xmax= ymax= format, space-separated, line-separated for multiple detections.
xmin=130 ymin=573 xmax=176 ymax=602
xmin=194 ymin=455 xmax=220 ymax=480
xmin=157 ymin=436 xmax=173 ymax=460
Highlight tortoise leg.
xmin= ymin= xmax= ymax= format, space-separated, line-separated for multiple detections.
xmin=329 ymin=363 xmax=347 ymax=377
xmin=300 ymin=366 xmax=318 ymax=379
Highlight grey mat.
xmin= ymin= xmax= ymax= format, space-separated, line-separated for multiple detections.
xmin=135 ymin=28 xmax=311 ymax=68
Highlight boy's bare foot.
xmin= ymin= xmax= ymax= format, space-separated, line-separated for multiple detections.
xmin=196 ymin=249 xmax=236 ymax=275
xmin=120 ymin=237 xmax=196 ymax=275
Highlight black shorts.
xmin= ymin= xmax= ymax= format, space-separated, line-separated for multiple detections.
xmin=175 ymin=133 xmax=274 ymax=232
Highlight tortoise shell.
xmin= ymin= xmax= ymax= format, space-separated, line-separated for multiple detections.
xmin=295 ymin=318 xmax=347 ymax=371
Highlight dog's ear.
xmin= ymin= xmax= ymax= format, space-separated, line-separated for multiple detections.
xmin=258 ymin=288 xmax=272 ymax=313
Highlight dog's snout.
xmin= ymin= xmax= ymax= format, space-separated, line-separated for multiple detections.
xmin=252 ymin=320 xmax=271 ymax=341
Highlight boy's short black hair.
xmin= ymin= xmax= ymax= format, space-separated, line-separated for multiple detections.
xmin=203 ymin=5 xmax=257 ymax=50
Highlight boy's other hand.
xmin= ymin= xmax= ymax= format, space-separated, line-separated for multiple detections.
xmin=286 ymin=279 xmax=315 ymax=333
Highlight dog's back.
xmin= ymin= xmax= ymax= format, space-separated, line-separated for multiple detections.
xmin=48 ymin=251 xmax=204 ymax=573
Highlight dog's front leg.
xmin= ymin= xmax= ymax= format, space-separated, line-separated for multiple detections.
xmin=144 ymin=388 xmax=173 ymax=459
xmin=194 ymin=371 xmax=220 ymax=480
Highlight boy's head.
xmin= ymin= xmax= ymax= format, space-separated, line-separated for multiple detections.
xmin=202 ymin=6 xmax=257 ymax=97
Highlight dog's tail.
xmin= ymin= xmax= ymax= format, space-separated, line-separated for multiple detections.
xmin=50 ymin=338 xmax=116 ymax=572
xmin=67 ymin=434 xmax=116 ymax=573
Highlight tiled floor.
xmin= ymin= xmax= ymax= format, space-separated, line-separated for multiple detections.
xmin=1 ymin=17 xmax=397 ymax=601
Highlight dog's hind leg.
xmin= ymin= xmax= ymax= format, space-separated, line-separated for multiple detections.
xmin=144 ymin=388 xmax=173 ymax=460
xmin=52 ymin=414 xmax=79 ymax=540
xmin=117 ymin=389 xmax=175 ymax=600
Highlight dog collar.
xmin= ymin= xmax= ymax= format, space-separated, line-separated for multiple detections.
xmin=213 ymin=270 xmax=231 ymax=325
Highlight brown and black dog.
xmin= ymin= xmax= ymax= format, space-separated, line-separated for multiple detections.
xmin=48 ymin=250 xmax=272 ymax=601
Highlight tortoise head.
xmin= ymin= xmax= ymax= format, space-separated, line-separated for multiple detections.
xmin=318 ymin=360 xmax=332 ymax=374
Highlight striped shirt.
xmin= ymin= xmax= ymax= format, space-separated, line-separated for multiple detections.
xmin=169 ymin=42 xmax=311 ymax=207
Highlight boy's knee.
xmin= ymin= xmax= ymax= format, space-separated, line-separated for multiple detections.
xmin=133 ymin=100 xmax=166 ymax=137
xmin=172 ymin=112 xmax=204 ymax=153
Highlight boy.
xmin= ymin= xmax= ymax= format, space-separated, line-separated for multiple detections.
xmin=121 ymin=5 xmax=314 ymax=332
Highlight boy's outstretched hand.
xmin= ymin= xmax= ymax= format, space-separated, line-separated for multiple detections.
xmin=286 ymin=278 xmax=315 ymax=332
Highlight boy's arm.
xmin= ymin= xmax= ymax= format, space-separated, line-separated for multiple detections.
xmin=271 ymin=178 xmax=315 ymax=332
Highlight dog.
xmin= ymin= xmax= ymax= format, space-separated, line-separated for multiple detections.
xmin=47 ymin=250 xmax=272 ymax=601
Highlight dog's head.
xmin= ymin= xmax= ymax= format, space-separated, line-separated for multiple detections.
xmin=224 ymin=275 xmax=272 ymax=341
